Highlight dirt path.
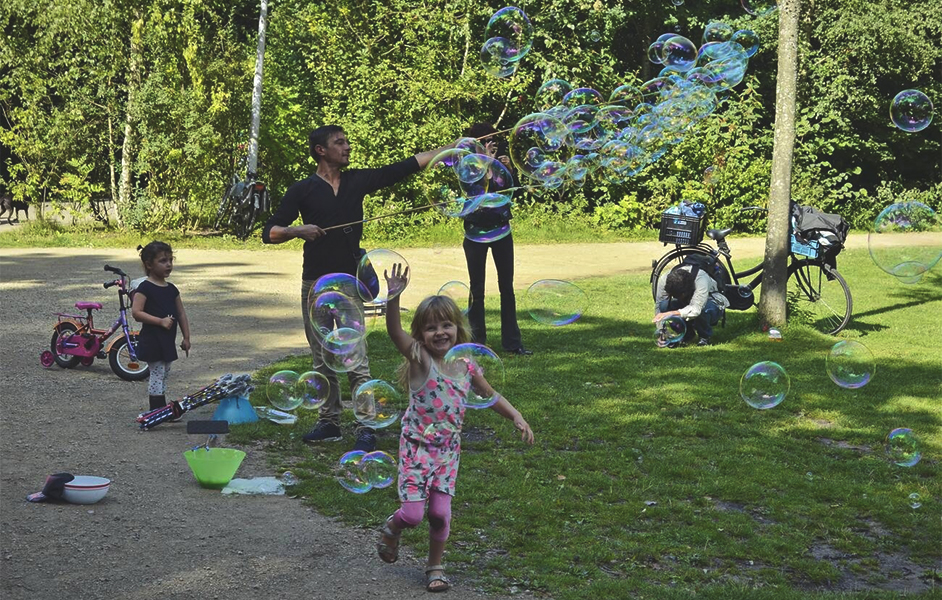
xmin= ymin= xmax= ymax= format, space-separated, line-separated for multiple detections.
xmin=0 ymin=233 xmax=925 ymax=599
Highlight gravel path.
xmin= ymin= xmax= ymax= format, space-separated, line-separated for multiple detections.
xmin=0 ymin=233 xmax=912 ymax=598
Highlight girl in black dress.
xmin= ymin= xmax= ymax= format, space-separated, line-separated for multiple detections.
xmin=131 ymin=241 xmax=192 ymax=411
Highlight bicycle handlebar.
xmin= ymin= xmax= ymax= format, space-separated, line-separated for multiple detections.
xmin=104 ymin=280 xmax=118 ymax=289
xmin=104 ymin=264 xmax=127 ymax=277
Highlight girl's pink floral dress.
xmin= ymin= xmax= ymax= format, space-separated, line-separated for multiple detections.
xmin=398 ymin=359 xmax=469 ymax=501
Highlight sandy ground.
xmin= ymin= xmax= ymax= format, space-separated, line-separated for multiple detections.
xmin=0 ymin=232 xmax=933 ymax=599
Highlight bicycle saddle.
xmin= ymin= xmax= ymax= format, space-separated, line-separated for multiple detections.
xmin=75 ymin=302 xmax=103 ymax=310
xmin=707 ymin=228 xmax=734 ymax=241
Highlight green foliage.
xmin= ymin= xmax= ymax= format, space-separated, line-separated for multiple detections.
xmin=231 ymin=248 xmax=941 ymax=598
xmin=1 ymin=0 xmax=940 ymax=235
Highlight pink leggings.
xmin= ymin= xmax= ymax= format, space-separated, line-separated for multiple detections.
xmin=392 ymin=491 xmax=452 ymax=543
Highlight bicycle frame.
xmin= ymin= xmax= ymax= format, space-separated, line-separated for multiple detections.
xmin=55 ymin=274 xmax=140 ymax=359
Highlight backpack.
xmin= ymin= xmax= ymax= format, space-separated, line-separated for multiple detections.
xmin=669 ymin=254 xmax=754 ymax=311
xmin=791 ymin=202 xmax=849 ymax=268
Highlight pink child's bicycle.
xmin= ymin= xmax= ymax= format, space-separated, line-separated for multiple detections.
xmin=40 ymin=264 xmax=150 ymax=381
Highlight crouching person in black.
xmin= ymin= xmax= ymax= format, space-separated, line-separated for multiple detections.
xmin=653 ymin=264 xmax=729 ymax=346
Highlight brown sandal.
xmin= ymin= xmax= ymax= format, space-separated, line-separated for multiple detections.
xmin=377 ymin=515 xmax=400 ymax=563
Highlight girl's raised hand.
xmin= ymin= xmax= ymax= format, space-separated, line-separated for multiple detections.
xmin=384 ymin=263 xmax=410 ymax=297
xmin=514 ymin=415 xmax=534 ymax=445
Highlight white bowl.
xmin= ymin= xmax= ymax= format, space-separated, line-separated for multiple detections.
xmin=62 ymin=475 xmax=111 ymax=504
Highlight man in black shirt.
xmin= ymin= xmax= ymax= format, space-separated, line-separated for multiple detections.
xmin=263 ymin=125 xmax=449 ymax=452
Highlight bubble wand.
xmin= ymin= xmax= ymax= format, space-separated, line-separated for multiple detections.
xmin=321 ymin=201 xmax=451 ymax=231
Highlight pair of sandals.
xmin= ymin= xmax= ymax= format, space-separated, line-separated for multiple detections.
xmin=378 ymin=515 xmax=450 ymax=592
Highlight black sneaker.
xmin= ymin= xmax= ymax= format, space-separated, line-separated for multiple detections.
xmin=697 ymin=337 xmax=711 ymax=346
xmin=352 ymin=428 xmax=377 ymax=452
xmin=303 ymin=421 xmax=342 ymax=444
xmin=508 ymin=347 xmax=533 ymax=356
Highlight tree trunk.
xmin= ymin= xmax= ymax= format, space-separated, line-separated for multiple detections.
xmin=758 ymin=0 xmax=801 ymax=328
xmin=118 ymin=11 xmax=143 ymax=221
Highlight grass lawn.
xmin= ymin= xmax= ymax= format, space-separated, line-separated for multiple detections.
xmin=230 ymin=247 xmax=940 ymax=599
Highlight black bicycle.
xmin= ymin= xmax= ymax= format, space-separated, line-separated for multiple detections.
xmin=650 ymin=208 xmax=852 ymax=335
xmin=214 ymin=158 xmax=270 ymax=240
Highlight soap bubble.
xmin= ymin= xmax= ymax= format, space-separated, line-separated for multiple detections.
xmin=647 ymin=33 xmax=675 ymax=65
xmin=323 ymin=338 xmax=367 ymax=373
xmin=455 ymin=153 xmax=492 ymax=184
xmin=609 ymin=84 xmax=643 ymax=108
xmin=357 ymin=249 xmax=409 ymax=303
xmin=703 ymin=22 xmax=734 ymax=43
xmin=535 ymin=79 xmax=572 ymax=112
xmin=886 ymin=428 xmax=921 ymax=467
xmin=310 ymin=273 xmax=372 ymax=308
xmin=485 ymin=7 xmax=534 ymax=60
xmin=509 ymin=113 xmax=571 ymax=179
xmin=337 ymin=450 xmax=371 ymax=494
xmin=671 ymin=0 xmax=685 ymax=6
xmin=868 ymin=202 xmax=942 ymax=283
xmin=589 ymin=29 xmax=601 ymax=42
xmin=742 ymin=0 xmax=777 ymax=17
xmin=439 ymin=281 xmax=471 ymax=314
xmin=480 ymin=37 xmax=519 ymax=78
xmin=526 ymin=279 xmax=587 ymax=325
xmin=826 ymin=341 xmax=874 ymax=389
xmin=268 ymin=370 xmax=302 ymax=411
xmin=890 ymin=89 xmax=934 ymax=133
xmin=297 ymin=370 xmax=330 ymax=410
xmin=465 ymin=222 xmax=512 ymax=243
xmin=660 ymin=36 xmax=698 ymax=72
xmin=310 ymin=291 xmax=366 ymax=354
xmin=655 ymin=315 xmax=687 ymax=347
xmin=442 ymin=343 xmax=504 ymax=409
xmin=353 ymin=379 xmax=402 ymax=429
xmin=426 ymin=149 xmax=487 ymax=218
xmin=361 ymin=451 xmax=397 ymax=489
xmin=730 ymin=29 xmax=759 ymax=57
xmin=740 ymin=361 xmax=789 ymax=409
xmin=563 ymin=87 xmax=604 ymax=107
xmin=908 ymin=492 xmax=922 ymax=509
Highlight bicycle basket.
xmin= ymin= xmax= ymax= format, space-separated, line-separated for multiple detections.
xmin=790 ymin=233 xmax=820 ymax=259
xmin=659 ymin=213 xmax=707 ymax=245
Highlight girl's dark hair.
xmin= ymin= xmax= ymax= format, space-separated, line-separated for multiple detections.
xmin=138 ymin=241 xmax=173 ymax=275
xmin=464 ymin=122 xmax=496 ymax=138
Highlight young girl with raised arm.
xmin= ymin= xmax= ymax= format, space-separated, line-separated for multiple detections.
xmin=376 ymin=263 xmax=533 ymax=592
xmin=131 ymin=241 xmax=191 ymax=412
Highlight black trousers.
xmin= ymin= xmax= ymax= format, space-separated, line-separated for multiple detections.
xmin=463 ymin=233 xmax=523 ymax=351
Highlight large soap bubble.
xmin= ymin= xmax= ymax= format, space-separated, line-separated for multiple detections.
xmin=268 ymin=370 xmax=303 ymax=411
xmin=509 ymin=113 xmax=571 ymax=180
xmin=480 ymin=36 xmax=520 ymax=78
xmin=361 ymin=451 xmax=397 ymax=489
xmin=310 ymin=291 xmax=367 ymax=355
xmin=703 ymin=22 xmax=734 ymax=43
xmin=323 ymin=338 xmax=367 ymax=373
xmin=485 ymin=7 xmax=534 ymax=60
xmin=439 ymin=281 xmax=471 ymax=314
xmin=426 ymin=149 xmax=487 ymax=218
xmin=535 ymin=79 xmax=573 ymax=113
xmin=310 ymin=273 xmax=372 ymax=308
xmin=337 ymin=450 xmax=372 ymax=494
xmin=659 ymin=36 xmax=698 ymax=72
xmin=886 ymin=428 xmax=921 ymax=467
xmin=740 ymin=361 xmax=789 ymax=409
xmin=890 ymin=89 xmax=934 ymax=133
xmin=526 ymin=279 xmax=587 ymax=326
xmin=730 ymin=29 xmax=760 ymax=57
xmin=297 ymin=370 xmax=330 ymax=410
xmin=442 ymin=343 xmax=504 ymax=409
xmin=826 ymin=341 xmax=874 ymax=389
xmin=353 ymin=379 xmax=402 ymax=429
xmin=741 ymin=0 xmax=777 ymax=17
xmin=868 ymin=202 xmax=942 ymax=283
xmin=357 ymin=249 xmax=410 ymax=303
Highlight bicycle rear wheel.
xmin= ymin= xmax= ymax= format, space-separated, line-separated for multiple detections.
xmin=213 ymin=183 xmax=234 ymax=230
xmin=787 ymin=260 xmax=852 ymax=335
xmin=650 ymin=245 xmax=726 ymax=300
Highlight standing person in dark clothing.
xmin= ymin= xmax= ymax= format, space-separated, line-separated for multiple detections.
xmin=461 ymin=123 xmax=531 ymax=356
xmin=131 ymin=241 xmax=192 ymax=413
xmin=262 ymin=125 xmax=451 ymax=452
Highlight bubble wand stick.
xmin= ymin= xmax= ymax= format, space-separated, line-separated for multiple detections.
xmin=321 ymin=201 xmax=451 ymax=231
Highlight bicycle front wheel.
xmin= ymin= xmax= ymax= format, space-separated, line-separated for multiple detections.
xmin=650 ymin=245 xmax=724 ymax=301
xmin=213 ymin=184 xmax=234 ymax=230
xmin=787 ymin=260 xmax=852 ymax=335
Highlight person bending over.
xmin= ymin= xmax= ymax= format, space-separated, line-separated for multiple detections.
xmin=653 ymin=265 xmax=728 ymax=346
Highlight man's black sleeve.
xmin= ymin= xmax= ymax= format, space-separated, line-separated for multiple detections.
xmin=262 ymin=181 xmax=303 ymax=244
xmin=357 ymin=156 xmax=421 ymax=196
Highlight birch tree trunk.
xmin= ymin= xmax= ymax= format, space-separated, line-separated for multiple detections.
xmin=118 ymin=11 xmax=143 ymax=223
xmin=758 ymin=0 xmax=802 ymax=328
